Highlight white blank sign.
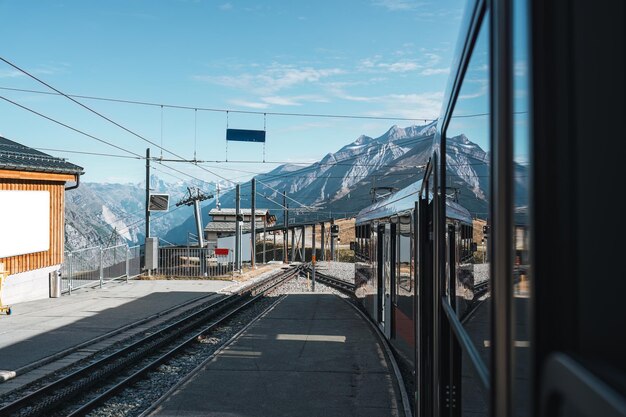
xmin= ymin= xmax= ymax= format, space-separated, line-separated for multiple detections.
xmin=0 ymin=191 xmax=50 ymax=258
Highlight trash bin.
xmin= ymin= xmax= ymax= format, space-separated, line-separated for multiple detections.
xmin=49 ymin=270 xmax=61 ymax=298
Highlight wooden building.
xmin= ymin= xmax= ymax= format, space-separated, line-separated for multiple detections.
xmin=0 ymin=136 xmax=83 ymax=304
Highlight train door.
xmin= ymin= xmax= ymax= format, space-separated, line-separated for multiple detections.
xmin=376 ymin=224 xmax=384 ymax=325
xmin=417 ymin=164 xmax=435 ymax=417
xmin=376 ymin=222 xmax=395 ymax=338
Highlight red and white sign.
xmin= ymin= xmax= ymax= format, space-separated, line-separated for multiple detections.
xmin=215 ymin=248 xmax=229 ymax=256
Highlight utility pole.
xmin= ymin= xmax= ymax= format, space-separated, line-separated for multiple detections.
xmin=283 ymin=191 xmax=288 ymax=263
xmin=291 ymin=226 xmax=296 ymax=263
xmin=262 ymin=213 xmax=267 ymax=264
xmin=301 ymin=226 xmax=306 ymax=262
xmin=145 ymin=148 xmax=151 ymax=242
xmin=320 ymin=222 xmax=326 ymax=261
xmin=312 ymin=224 xmax=316 ymax=291
xmin=235 ymin=184 xmax=241 ymax=271
xmin=330 ymin=218 xmax=335 ymax=261
xmin=251 ymin=178 xmax=256 ymax=268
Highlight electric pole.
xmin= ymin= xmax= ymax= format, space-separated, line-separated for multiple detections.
xmin=235 ymin=184 xmax=241 ymax=271
xmin=251 ymin=178 xmax=256 ymax=268
xmin=145 ymin=148 xmax=151 ymax=242
xmin=283 ymin=191 xmax=288 ymax=263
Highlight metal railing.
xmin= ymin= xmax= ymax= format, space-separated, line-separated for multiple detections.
xmin=61 ymin=244 xmax=142 ymax=294
xmin=157 ymin=246 xmax=234 ymax=278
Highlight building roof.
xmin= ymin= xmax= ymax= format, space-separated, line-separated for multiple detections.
xmin=204 ymin=221 xmax=266 ymax=233
xmin=0 ymin=136 xmax=84 ymax=175
xmin=209 ymin=208 xmax=269 ymax=216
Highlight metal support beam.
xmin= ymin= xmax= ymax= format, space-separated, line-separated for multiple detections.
xmin=491 ymin=0 xmax=514 ymax=415
xmin=312 ymin=224 xmax=316 ymax=291
xmin=193 ymin=200 xmax=205 ymax=248
xmin=263 ymin=215 xmax=267 ymax=264
xmin=145 ymin=148 xmax=150 ymax=243
xmin=330 ymin=218 xmax=335 ymax=261
xmin=291 ymin=227 xmax=296 ymax=263
xmin=320 ymin=222 xmax=326 ymax=261
xmin=301 ymin=226 xmax=306 ymax=261
xmin=251 ymin=178 xmax=256 ymax=267
xmin=235 ymin=184 xmax=241 ymax=271
xmin=283 ymin=191 xmax=288 ymax=263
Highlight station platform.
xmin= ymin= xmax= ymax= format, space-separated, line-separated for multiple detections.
xmin=149 ymin=293 xmax=406 ymax=417
xmin=0 ymin=279 xmax=232 ymax=374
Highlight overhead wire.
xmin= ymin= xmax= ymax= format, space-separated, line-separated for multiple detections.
xmin=0 ymin=95 xmax=219 ymax=189
xmin=0 ymin=56 xmax=236 ymax=185
xmin=0 ymin=85 xmax=434 ymax=122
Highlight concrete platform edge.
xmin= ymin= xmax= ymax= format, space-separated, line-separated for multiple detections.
xmin=0 ymin=292 xmax=217 ymax=385
xmin=341 ymin=297 xmax=413 ymax=417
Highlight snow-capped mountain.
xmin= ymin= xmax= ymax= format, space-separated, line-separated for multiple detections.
xmin=67 ymin=122 xmax=526 ymax=248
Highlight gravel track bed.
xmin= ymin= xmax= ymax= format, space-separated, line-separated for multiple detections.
xmin=314 ymin=261 xmax=355 ymax=284
xmin=269 ymin=274 xmax=350 ymax=297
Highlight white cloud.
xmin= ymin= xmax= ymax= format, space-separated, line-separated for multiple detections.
xmin=358 ymin=57 xmax=421 ymax=73
xmin=372 ymin=0 xmax=420 ymax=11
xmin=194 ymin=64 xmax=344 ymax=95
xmin=0 ymin=70 xmax=22 ymax=78
xmin=261 ymin=95 xmax=329 ymax=106
xmin=228 ymin=99 xmax=269 ymax=109
xmin=383 ymin=61 xmax=421 ymax=72
xmin=421 ymin=67 xmax=449 ymax=76
xmin=333 ymin=90 xmax=444 ymax=119
xmin=219 ymin=3 xmax=233 ymax=10
xmin=514 ymin=60 xmax=527 ymax=77
xmin=262 ymin=96 xmax=301 ymax=106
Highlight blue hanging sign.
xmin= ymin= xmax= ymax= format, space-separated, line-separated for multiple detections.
xmin=226 ymin=128 xmax=266 ymax=143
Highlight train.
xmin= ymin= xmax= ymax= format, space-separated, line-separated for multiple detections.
xmin=353 ymin=0 xmax=625 ymax=416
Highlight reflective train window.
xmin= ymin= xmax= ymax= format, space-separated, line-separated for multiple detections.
xmin=397 ymin=214 xmax=412 ymax=294
xmin=443 ymin=11 xmax=491 ymax=416
xmin=512 ymin=0 xmax=531 ymax=414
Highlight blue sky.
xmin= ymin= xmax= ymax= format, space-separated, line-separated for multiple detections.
xmin=0 ymin=0 xmax=465 ymax=185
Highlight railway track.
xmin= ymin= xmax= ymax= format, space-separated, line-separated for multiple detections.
xmin=0 ymin=292 xmax=227 ymax=395
xmin=308 ymin=267 xmax=356 ymax=293
xmin=0 ymin=265 xmax=304 ymax=417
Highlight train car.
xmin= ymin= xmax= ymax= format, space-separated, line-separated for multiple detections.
xmin=356 ymin=0 xmax=625 ymax=416
xmin=354 ymin=180 xmax=476 ymax=371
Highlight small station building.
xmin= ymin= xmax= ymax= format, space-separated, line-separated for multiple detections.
xmin=203 ymin=208 xmax=275 ymax=251
xmin=0 ymin=136 xmax=83 ymax=305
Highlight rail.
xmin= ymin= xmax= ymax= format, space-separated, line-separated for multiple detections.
xmin=308 ymin=268 xmax=356 ymax=293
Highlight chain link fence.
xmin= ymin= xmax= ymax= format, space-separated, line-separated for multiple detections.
xmin=61 ymin=244 xmax=142 ymax=294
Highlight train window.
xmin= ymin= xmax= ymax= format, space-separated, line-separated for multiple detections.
xmin=398 ymin=214 xmax=412 ymax=294
xmin=512 ymin=0 xmax=531 ymax=414
xmin=446 ymin=9 xmax=490 ymax=346
xmin=444 ymin=10 xmax=491 ymax=415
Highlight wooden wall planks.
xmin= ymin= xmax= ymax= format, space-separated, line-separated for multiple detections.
xmin=0 ymin=177 xmax=67 ymax=275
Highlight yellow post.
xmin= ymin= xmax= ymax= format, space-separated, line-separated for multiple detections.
xmin=0 ymin=262 xmax=11 ymax=315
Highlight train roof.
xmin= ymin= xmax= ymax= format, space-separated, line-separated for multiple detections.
xmin=356 ymin=179 xmax=473 ymax=224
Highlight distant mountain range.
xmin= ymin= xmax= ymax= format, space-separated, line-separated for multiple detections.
xmin=64 ymin=177 xmax=208 ymax=250
xmin=64 ymin=122 xmax=527 ymax=250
